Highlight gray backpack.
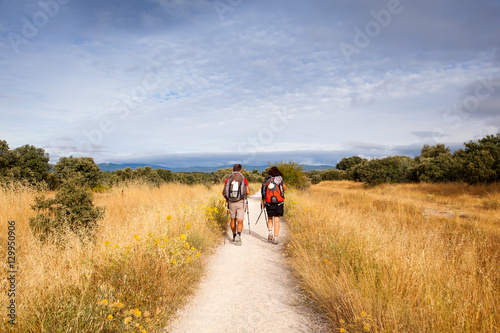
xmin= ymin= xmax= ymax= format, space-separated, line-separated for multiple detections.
xmin=223 ymin=172 xmax=247 ymax=202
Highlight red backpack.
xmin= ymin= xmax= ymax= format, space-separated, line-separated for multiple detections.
xmin=262 ymin=177 xmax=285 ymax=205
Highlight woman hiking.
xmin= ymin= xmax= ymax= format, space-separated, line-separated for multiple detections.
xmin=261 ymin=166 xmax=287 ymax=245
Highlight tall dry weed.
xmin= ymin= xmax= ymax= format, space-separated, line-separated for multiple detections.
xmin=285 ymin=181 xmax=500 ymax=332
xmin=0 ymin=182 xmax=224 ymax=332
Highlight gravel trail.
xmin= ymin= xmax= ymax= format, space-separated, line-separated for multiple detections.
xmin=165 ymin=193 xmax=330 ymax=333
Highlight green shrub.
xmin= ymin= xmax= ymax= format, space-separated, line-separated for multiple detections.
xmin=30 ymin=178 xmax=105 ymax=243
xmin=264 ymin=161 xmax=310 ymax=189
xmin=320 ymin=169 xmax=344 ymax=181
xmin=454 ymin=133 xmax=500 ymax=184
xmin=336 ymin=156 xmax=367 ymax=171
xmin=92 ymin=183 xmax=112 ymax=193
xmin=53 ymin=156 xmax=101 ymax=188
xmin=356 ymin=155 xmax=414 ymax=186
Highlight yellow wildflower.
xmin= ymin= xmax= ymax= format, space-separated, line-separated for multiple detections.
xmin=186 ymin=222 xmax=192 ymax=230
xmin=340 ymin=329 xmax=345 ymax=333
xmin=101 ymin=299 xmax=108 ymax=305
xmin=171 ymin=259 xmax=177 ymax=265
xmin=166 ymin=215 xmax=172 ymax=220
xmin=114 ymin=244 xmax=119 ymax=248
xmin=107 ymin=314 xmax=113 ymax=320
xmin=132 ymin=308 xmax=141 ymax=317
xmin=124 ymin=316 xmax=132 ymax=324
xmin=186 ymin=256 xmax=192 ymax=262
xmin=180 ymin=234 xmax=186 ymax=240
xmin=196 ymin=252 xmax=201 ymax=258
xmin=104 ymin=240 xmax=110 ymax=246
xmin=191 ymin=247 xmax=195 ymax=251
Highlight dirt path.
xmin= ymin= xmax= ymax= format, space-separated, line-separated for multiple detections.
xmin=165 ymin=193 xmax=330 ymax=332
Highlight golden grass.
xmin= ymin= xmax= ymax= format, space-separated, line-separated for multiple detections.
xmin=285 ymin=181 xmax=500 ymax=332
xmin=0 ymin=182 xmax=226 ymax=332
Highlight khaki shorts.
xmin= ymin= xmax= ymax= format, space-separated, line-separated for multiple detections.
xmin=228 ymin=200 xmax=246 ymax=220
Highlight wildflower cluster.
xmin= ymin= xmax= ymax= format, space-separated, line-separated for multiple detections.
xmin=103 ymin=229 xmax=201 ymax=266
xmin=98 ymin=298 xmax=151 ymax=332
xmin=98 ymin=223 xmax=202 ymax=331
xmin=202 ymin=197 xmax=227 ymax=231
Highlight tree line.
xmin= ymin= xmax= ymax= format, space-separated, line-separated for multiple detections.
xmin=0 ymin=140 xmax=266 ymax=190
xmin=306 ymin=133 xmax=500 ymax=186
xmin=2 ymin=132 xmax=499 ymax=190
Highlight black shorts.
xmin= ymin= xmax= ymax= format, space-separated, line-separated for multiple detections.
xmin=266 ymin=203 xmax=284 ymax=217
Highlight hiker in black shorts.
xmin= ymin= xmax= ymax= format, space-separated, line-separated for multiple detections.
xmin=261 ymin=166 xmax=287 ymax=245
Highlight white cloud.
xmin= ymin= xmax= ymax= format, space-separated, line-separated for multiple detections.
xmin=0 ymin=0 xmax=499 ymax=165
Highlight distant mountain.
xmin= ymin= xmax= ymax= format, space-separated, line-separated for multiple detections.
xmin=98 ymin=163 xmax=336 ymax=173
xmin=301 ymin=165 xmax=336 ymax=172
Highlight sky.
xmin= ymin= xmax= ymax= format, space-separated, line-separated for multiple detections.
xmin=1 ymin=0 xmax=499 ymax=168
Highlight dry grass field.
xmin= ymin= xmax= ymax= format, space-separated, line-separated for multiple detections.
xmin=0 ymin=182 xmax=226 ymax=332
xmin=285 ymin=181 xmax=500 ymax=332
xmin=2 ymin=179 xmax=499 ymax=332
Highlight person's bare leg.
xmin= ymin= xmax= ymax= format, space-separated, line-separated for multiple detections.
xmin=267 ymin=217 xmax=274 ymax=242
xmin=237 ymin=219 xmax=244 ymax=233
xmin=274 ymin=217 xmax=280 ymax=238
xmin=231 ymin=218 xmax=236 ymax=236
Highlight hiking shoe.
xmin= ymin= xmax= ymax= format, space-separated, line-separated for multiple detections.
xmin=234 ymin=234 xmax=242 ymax=246
xmin=272 ymin=237 xmax=278 ymax=245
xmin=268 ymin=231 xmax=273 ymax=243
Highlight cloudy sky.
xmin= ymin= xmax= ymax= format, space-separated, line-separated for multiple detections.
xmin=1 ymin=0 xmax=499 ymax=167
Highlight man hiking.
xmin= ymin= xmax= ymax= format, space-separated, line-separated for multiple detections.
xmin=222 ymin=164 xmax=250 ymax=245
xmin=261 ymin=166 xmax=287 ymax=245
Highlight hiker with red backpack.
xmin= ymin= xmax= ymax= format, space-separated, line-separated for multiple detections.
xmin=222 ymin=164 xmax=250 ymax=246
xmin=261 ymin=166 xmax=287 ymax=245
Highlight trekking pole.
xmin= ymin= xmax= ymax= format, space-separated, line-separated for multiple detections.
xmin=255 ymin=203 xmax=266 ymax=225
xmin=246 ymin=197 xmax=251 ymax=234
xmin=224 ymin=202 xmax=229 ymax=245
